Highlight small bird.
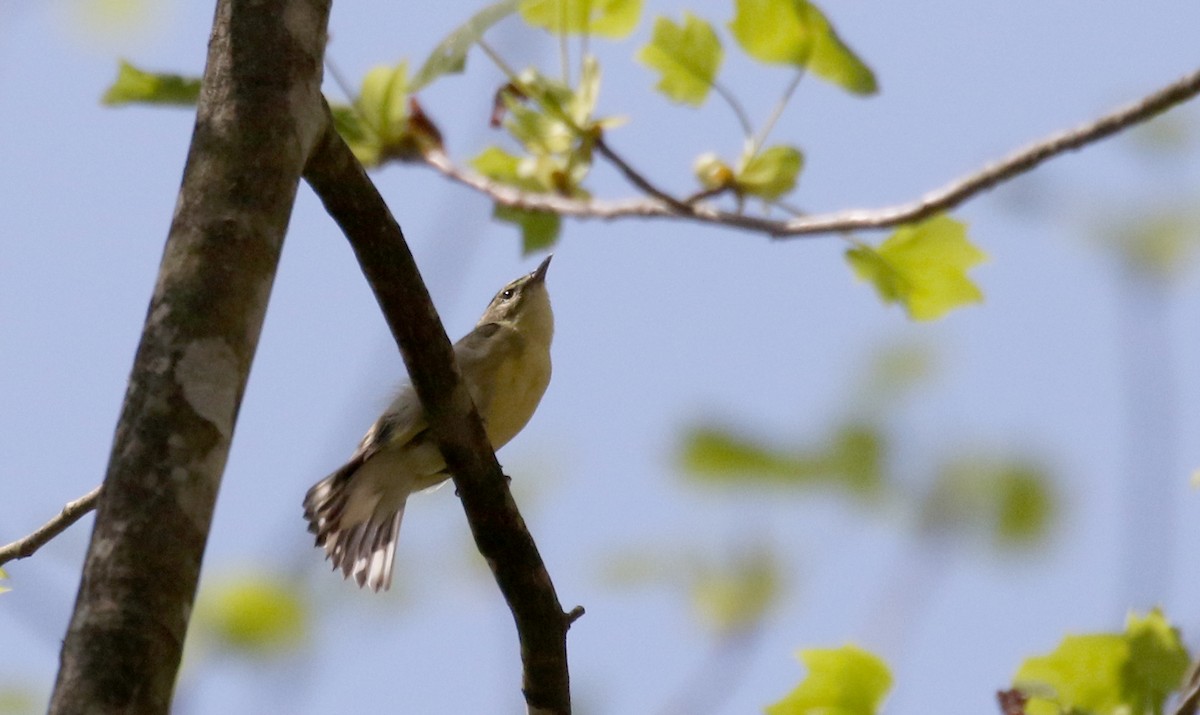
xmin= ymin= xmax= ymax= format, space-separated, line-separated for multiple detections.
xmin=304 ymin=256 xmax=554 ymax=592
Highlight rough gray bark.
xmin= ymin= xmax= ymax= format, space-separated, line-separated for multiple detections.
xmin=48 ymin=1 xmax=330 ymax=712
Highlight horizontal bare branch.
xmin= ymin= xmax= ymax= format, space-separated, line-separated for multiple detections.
xmin=419 ymin=66 xmax=1200 ymax=238
xmin=0 ymin=486 xmax=101 ymax=567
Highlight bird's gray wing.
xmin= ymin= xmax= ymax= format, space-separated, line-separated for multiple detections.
xmin=346 ymin=323 xmax=519 ymax=461
xmin=351 ymin=382 xmax=429 ymax=463
xmin=453 ymin=322 xmax=526 ymax=415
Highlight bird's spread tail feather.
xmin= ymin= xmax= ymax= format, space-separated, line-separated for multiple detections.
xmin=303 ymin=459 xmax=404 ymax=592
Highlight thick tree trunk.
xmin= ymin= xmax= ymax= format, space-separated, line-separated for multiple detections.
xmin=49 ymin=1 xmax=329 ymax=712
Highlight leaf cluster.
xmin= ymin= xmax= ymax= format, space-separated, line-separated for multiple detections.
xmin=101 ymin=0 xmax=988 ymax=321
xmin=1014 ymin=610 xmax=1190 ymax=715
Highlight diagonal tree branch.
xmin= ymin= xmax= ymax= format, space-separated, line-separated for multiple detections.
xmin=419 ymin=66 xmax=1200 ymax=238
xmin=303 ymin=102 xmax=575 ymax=715
xmin=0 ymin=486 xmax=100 ymax=567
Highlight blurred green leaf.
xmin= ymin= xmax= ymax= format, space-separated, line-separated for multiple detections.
xmin=1014 ymin=610 xmax=1188 ymax=715
xmin=682 ymin=426 xmax=806 ymax=479
xmin=519 ymin=0 xmax=643 ymax=38
xmin=472 ymin=145 xmax=541 ymax=191
xmin=494 ymin=204 xmax=562 ymax=253
xmin=799 ymin=2 xmax=877 ymax=95
xmin=358 ymin=61 xmax=410 ymax=145
xmin=736 ymin=145 xmax=804 ymax=200
xmin=846 ymin=214 xmax=986 ymax=321
xmin=411 ymin=0 xmax=520 ymax=91
xmin=691 ymin=548 xmax=780 ymax=634
xmin=492 ymin=64 xmax=613 ymax=198
xmin=766 ymin=645 xmax=892 ymax=715
xmin=1124 ymin=611 xmax=1192 ymax=715
xmin=1127 ymin=114 xmax=1195 ymax=156
xmin=0 ymin=567 xmax=8 ymax=595
xmin=923 ymin=457 xmax=1056 ymax=547
xmin=571 ymin=55 xmax=604 ymax=126
xmin=1018 ymin=634 xmax=1128 ymax=715
xmin=637 ymin=13 xmax=723 ymax=107
xmin=728 ymin=0 xmax=876 ymax=94
xmin=728 ymin=0 xmax=811 ymax=65
xmin=824 ymin=424 xmax=883 ymax=496
xmin=679 ymin=422 xmax=883 ymax=496
xmin=503 ymin=85 xmax=574 ymax=156
xmin=0 ymin=683 xmax=39 ymax=714
xmin=603 ymin=546 xmax=781 ymax=634
xmin=102 ymin=60 xmax=201 ymax=106
xmin=860 ymin=341 xmax=936 ymax=404
xmin=602 ymin=551 xmax=685 ymax=586
xmin=350 ymin=63 xmax=444 ymax=163
xmin=330 ymin=103 xmax=382 ymax=166
xmin=194 ymin=574 xmax=307 ymax=656
xmin=1104 ymin=209 xmax=1200 ymax=280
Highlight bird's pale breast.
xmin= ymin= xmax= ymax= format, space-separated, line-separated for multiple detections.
xmin=478 ymin=345 xmax=551 ymax=450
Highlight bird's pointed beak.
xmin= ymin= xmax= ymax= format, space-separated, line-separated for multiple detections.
xmin=530 ymin=254 xmax=553 ymax=284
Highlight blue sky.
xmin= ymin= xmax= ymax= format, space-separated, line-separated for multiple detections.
xmin=3 ymin=1 xmax=1200 ymax=713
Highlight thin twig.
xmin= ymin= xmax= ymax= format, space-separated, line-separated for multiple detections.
xmin=558 ymin=20 xmax=570 ymax=85
xmin=0 ymin=486 xmax=102 ymax=567
xmin=593 ymin=136 xmax=694 ymax=213
xmin=478 ymin=38 xmax=522 ymax=85
xmin=325 ymin=58 xmax=358 ymax=105
xmin=712 ymin=80 xmax=755 ymax=140
xmin=416 ymin=66 xmax=1200 ymax=239
xmin=750 ymin=68 xmax=806 ymax=156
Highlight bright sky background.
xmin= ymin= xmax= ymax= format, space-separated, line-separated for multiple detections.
xmin=3 ymin=1 xmax=1200 ymax=713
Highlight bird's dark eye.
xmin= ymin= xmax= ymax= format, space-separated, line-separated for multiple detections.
xmin=501 ymin=288 xmax=515 ymax=301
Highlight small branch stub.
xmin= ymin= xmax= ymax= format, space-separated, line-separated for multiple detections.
xmin=0 ymin=486 xmax=101 ymax=567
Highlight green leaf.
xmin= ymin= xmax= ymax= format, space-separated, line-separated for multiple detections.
xmin=494 ymin=204 xmax=562 ymax=254
xmin=1014 ymin=610 xmax=1189 ymax=715
xmin=411 ymin=0 xmax=520 ymax=91
xmin=358 ymin=61 xmax=411 ymax=145
xmin=352 ymin=62 xmax=444 ymax=162
xmin=845 ymin=215 xmax=986 ymax=321
xmin=330 ymin=103 xmax=382 ymax=166
xmin=681 ymin=426 xmax=813 ymax=481
xmin=473 ymin=145 xmax=539 ymax=191
xmin=922 ymin=457 xmax=1056 ymax=547
xmin=691 ymin=548 xmax=779 ymax=634
xmin=1018 ymin=634 xmax=1128 ymax=715
xmin=799 ymin=2 xmax=877 ymax=95
xmin=728 ymin=0 xmax=811 ymax=65
xmin=570 ymin=55 xmax=603 ymax=126
xmin=824 ymin=423 xmax=883 ymax=496
xmin=728 ymin=0 xmax=876 ymax=95
xmin=0 ymin=567 xmax=9 ymax=595
xmin=1124 ymin=611 xmax=1191 ymax=715
xmin=636 ymin=13 xmax=723 ymax=107
xmin=1104 ymin=209 xmax=1200 ymax=280
xmin=860 ymin=341 xmax=935 ymax=403
xmin=492 ymin=65 xmax=609 ymax=197
xmin=519 ymin=0 xmax=643 ymax=38
xmin=736 ymin=145 xmax=804 ymax=200
xmin=0 ymin=684 xmax=38 ymax=713
xmin=602 ymin=547 xmax=780 ymax=635
xmin=102 ymin=60 xmax=201 ymax=106
xmin=679 ymin=422 xmax=883 ymax=496
xmin=194 ymin=575 xmax=307 ymax=656
xmin=766 ymin=645 xmax=892 ymax=715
